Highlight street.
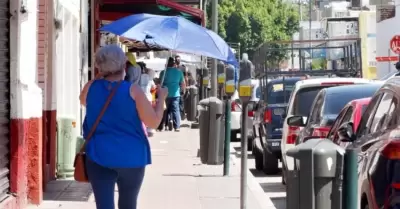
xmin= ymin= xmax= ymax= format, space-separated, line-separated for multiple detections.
xmin=232 ymin=142 xmax=286 ymax=209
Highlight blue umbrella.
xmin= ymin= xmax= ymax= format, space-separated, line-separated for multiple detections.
xmin=99 ymin=14 xmax=238 ymax=66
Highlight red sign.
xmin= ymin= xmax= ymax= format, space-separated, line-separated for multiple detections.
xmin=390 ymin=35 xmax=400 ymax=54
xmin=376 ymin=56 xmax=399 ymax=62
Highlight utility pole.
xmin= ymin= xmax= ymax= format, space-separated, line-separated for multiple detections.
xmin=210 ymin=0 xmax=218 ymax=97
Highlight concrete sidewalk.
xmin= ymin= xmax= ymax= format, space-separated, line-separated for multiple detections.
xmin=27 ymin=122 xmax=277 ymax=209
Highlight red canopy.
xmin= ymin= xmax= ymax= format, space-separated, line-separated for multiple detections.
xmin=99 ymin=0 xmax=204 ymax=25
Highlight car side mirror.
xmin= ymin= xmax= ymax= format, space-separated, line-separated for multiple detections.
xmin=287 ymin=115 xmax=306 ymax=127
xmin=337 ymin=122 xmax=356 ymax=142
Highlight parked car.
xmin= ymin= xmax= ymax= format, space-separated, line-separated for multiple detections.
xmin=280 ymin=77 xmax=375 ymax=184
xmin=251 ymin=77 xmax=303 ymax=174
xmin=332 ymin=77 xmax=400 ymax=209
xmin=326 ymin=97 xmax=371 ymax=146
xmin=380 ymin=62 xmax=400 ymax=81
xmin=290 ymin=84 xmax=381 ymax=145
xmin=230 ymin=79 xmax=260 ymax=147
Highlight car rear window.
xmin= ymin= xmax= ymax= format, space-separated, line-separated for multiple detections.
xmin=292 ymin=87 xmax=324 ymax=116
xmin=324 ymin=88 xmax=379 ymax=115
xmin=266 ymin=83 xmax=294 ymax=104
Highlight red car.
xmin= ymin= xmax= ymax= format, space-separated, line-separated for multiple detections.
xmin=326 ymin=97 xmax=371 ymax=146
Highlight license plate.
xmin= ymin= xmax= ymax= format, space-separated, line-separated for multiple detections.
xmin=273 ymin=108 xmax=285 ymax=115
xmin=271 ymin=142 xmax=280 ymax=147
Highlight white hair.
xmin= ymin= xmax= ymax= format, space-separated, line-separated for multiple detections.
xmin=95 ymin=44 xmax=127 ymax=74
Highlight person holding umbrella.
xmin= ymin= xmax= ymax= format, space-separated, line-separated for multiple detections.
xmin=79 ymin=45 xmax=168 ymax=209
xmin=159 ymin=57 xmax=186 ymax=132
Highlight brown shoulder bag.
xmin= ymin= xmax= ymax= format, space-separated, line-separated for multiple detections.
xmin=74 ymin=81 xmax=122 ymax=182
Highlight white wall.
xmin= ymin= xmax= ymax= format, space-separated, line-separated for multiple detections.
xmin=376 ymin=0 xmax=400 ymax=79
xmin=10 ymin=0 xmax=42 ymax=119
xmin=55 ymin=0 xmax=81 ymax=134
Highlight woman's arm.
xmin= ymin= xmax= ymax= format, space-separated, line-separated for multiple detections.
xmin=79 ymin=80 xmax=94 ymax=106
xmin=131 ymin=84 xmax=165 ymax=129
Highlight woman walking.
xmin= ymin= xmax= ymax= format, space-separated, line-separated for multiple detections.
xmin=79 ymin=45 xmax=168 ymax=209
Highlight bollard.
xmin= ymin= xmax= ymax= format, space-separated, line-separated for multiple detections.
xmin=223 ymin=99 xmax=231 ymax=176
xmin=343 ymin=148 xmax=358 ymax=209
xmin=198 ymin=97 xmax=224 ymax=165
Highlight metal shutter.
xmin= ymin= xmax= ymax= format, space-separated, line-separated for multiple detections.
xmin=0 ymin=0 xmax=10 ymax=203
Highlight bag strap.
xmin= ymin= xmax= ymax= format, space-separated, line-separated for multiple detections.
xmin=79 ymin=80 xmax=122 ymax=153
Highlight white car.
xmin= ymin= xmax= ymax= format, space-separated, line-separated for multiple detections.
xmin=280 ymin=77 xmax=375 ymax=184
xmin=230 ymin=79 xmax=261 ymax=143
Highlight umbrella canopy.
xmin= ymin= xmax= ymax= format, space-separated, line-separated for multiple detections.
xmin=99 ymin=14 xmax=238 ymax=66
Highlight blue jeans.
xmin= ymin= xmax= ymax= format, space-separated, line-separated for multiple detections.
xmin=86 ymin=158 xmax=145 ymax=209
xmin=166 ymin=96 xmax=181 ymax=129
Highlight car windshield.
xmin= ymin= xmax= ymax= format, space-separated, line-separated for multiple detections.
xmin=324 ymin=88 xmax=379 ymax=115
xmin=266 ymin=83 xmax=294 ymax=104
xmin=255 ymin=86 xmax=261 ymax=98
xmin=292 ymin=87 xmax=324 ymax=116
xmin=380 ymin=71 xmax=399 ymax=80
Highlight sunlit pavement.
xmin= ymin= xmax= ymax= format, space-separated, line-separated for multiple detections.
xmin=231 ymin=141 xmax=286 ymax=209
xmin=27 ymin=121 xmax=279 ymax=209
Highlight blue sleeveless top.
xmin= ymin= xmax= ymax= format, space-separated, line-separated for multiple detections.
xmin=83 ymin=79 xmax=151 ymax=168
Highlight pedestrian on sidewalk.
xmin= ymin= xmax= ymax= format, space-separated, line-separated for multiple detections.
xmin=140 ymin=67 xmax=157 ymax=137
xmin=79 ymin=44 xmax=168 ymax=209
xmin=159 ymin=57 xmax=186 ymax=132
xmin=124 ymin=52 xmax=141 ymax=84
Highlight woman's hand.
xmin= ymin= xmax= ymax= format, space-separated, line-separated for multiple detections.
xmin=157 ymin=87 xmax=168 ymax=100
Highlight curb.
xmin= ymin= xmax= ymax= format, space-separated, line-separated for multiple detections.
xmin=229 ymin=144 xmax=276 ymax=209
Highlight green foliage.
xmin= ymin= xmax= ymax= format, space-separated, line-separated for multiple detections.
xmin=311 ymin=58 xmax=327 ymax=70
xmin=206 ymin=0 xmax=300 ymax=63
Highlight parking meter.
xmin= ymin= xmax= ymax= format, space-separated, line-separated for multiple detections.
xmin=238 ymin=53 xmax=254 ymax=209
xmin=217 ymin=61 xmax=226 ymax=99
xmin=286 ymin=138 xmax=345 ymax=209
xmin=225 ymin=64 xmax=236 ymax=97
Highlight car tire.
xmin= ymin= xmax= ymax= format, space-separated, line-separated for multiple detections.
xmin=253 ymin=140 xmax=263 ymax=171
xmin=262 ymin=149 xmax=280 ymax=175
xmin=248 ymin=137 xmax=253 ymax=152
xmin=231 ymin=130 xmax=239 ymax=142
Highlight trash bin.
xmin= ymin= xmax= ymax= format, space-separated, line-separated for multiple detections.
xmin=56 ymin=117 xmax=79 ymax=179
xmin=187 ymin=86 xmax=198 ymax=121
xmin=198 ymin=97 xmax=225 ymax=165
xmin=286 ymin=138 xmax=345 ymax=209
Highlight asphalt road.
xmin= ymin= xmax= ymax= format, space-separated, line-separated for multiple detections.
xmin=232 ymin=141 xmax=286 ymax=209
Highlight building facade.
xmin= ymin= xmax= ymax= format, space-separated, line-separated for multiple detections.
xmin=1 ymin=0 xmax=43 ymax=208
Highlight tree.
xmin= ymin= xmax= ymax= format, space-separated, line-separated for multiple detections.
xmin=206 ymin=0 xmax=300 ymax=65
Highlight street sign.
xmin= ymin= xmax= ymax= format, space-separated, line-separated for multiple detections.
xmin=390 ymin=35 xmax=400 ymax=54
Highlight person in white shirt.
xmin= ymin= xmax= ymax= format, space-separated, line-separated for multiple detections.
xmin=140 ymin=68 xmax=157 ymax=136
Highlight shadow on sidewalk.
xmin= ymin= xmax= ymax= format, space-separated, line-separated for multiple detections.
xmin=162 ymin=173 xmax=224 ymax=178
xmin=180 ymin=124 xmax=191 ymax=128
xmin=233 ymin=147 xmax=254 ymax=159
xmin=259 ymin=182 xmax=285 ymax=193
xmin=44 ymin=180 xmax=93 ymax=202
xmin=249 ymin=168 xmax=282 ymax=177
xmin=270 ymin=196 xmax=286 ymax=209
